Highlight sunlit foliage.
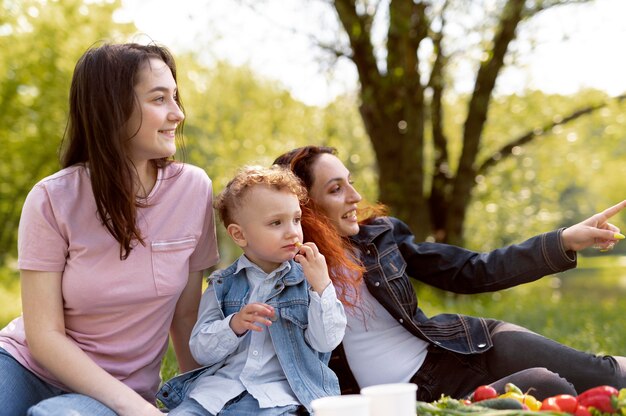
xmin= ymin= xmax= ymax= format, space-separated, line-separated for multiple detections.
xmin=0 ymin=0 xmax=135 ymax=263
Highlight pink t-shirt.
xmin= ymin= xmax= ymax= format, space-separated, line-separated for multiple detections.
xmin=0 ymin=162 xmax=219 ymax=401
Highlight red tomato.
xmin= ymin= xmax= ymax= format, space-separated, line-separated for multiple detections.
xmin=552 ymin=394 xmax=578 ymax=414
xmin=541 ymin=397 xmax=562 ymax=412
xmin=574 ymin=405 xmax=592 ymax=416
xmin=472 ymin=385 xmax=498 ymax=402
xmin=541 ymin=395 xmax=578 ymax=414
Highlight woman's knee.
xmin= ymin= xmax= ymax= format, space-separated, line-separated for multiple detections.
xmin=0 ymin=349 xmax=61 ymax=414
xmin=493 ymin=367 xmax=576 ymax=400
xmin=27 ymin=394 xmax=117 ymax=416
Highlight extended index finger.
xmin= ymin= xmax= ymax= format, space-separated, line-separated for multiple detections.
xmin=596 ymin=200 xmax=626 ymax=222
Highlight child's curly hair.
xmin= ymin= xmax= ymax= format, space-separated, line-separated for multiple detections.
xmin=214 ymin=165 xmax=307 ymax=227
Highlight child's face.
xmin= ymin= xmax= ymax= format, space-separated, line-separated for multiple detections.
xmin=231 ymin=186 xmax=303 ymax=274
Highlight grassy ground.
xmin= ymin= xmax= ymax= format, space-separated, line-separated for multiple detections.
xmin=3 ymin=255 xmax=626 ymax=383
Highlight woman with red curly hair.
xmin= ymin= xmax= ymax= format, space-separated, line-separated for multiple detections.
xmin=275 ymin=145 xmax=626 ymax=403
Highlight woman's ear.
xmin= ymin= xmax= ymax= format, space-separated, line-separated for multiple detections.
xmin=227 ymin=223 xmax=247 ymax=247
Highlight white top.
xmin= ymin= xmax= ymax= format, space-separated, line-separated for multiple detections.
xmin=342 ymin=277 xmax=428 ymax=388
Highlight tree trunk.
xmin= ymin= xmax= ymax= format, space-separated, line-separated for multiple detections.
xmin=331 ymin=0 xmax=605 ymax=246
xmin=446 ymin=0 xmax=526 ymax=246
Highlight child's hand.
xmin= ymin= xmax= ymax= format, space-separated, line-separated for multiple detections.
xmin=295 ymin=242 xmax=332 ymax=295
xmin=230 ymin=302 xmax=275 ymax=336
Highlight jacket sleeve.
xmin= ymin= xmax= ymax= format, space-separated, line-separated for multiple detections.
xmin=390 ymin=217 xmax=577 ymax=294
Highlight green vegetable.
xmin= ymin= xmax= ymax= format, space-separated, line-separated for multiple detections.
xmin=474 ymin=398 xmax=524 ymax=410
xmin=504 ymin=383 xmax=523 ymax=396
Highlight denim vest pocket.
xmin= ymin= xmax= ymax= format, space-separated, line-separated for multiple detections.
xmin=223 ymin=299 xmax=246 ymax=317
xmin=151 ymin=236 xmax=197 ymax=296
xmin=279 ymin=302 xmax=309 ymax=329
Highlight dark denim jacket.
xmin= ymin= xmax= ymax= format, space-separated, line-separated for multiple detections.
xmin=330 ymin=216 xmax=577 ymax=393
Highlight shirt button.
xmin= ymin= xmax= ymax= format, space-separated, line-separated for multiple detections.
xmin=398 ymin=318 xmax=403 ymax=323
xmin=374 ymin=282 xmax=380 ymax=287
xmin=366 ymin=249 xmax=371 ymax=255
xmin=252 ymin=350 xmax=259 ymax=356
xmin=478 ymin=343 xmax=487 ymax=348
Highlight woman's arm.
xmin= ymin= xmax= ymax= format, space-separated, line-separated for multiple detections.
xmin=394 ymin=200 xmax=626 ymax=293
xmin=169 ymin=270 xmax=203 ymax=373
xmin=21 ymin=270 xmax=163 ymax=416
xmin=391 ymin=217 xmax=572 ymax=294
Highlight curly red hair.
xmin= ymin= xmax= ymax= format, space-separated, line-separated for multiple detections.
xmin=300 ymin=202 xmax=363 ymax=308
xmin=274 ymin=146 xmax=366 ymax=308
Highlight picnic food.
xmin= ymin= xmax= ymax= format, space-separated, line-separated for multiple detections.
xmin=540 ymin=394 xmax=577 ymax=413
xmin=472 ymin=385 xmax=498 ymax=402
xmin=576 ymin=385 xmax=619 ymax=413
xmin=416 ymin=383 xmax=626 ymax=415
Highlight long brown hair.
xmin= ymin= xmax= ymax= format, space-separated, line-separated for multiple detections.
xmin=60 ymin=42 xmax=185 ymax=260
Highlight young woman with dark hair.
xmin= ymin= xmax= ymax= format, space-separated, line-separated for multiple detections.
xmin=274 ymin=145 xmax=626 ymax=402
xmin=0 ymin=43 xmax=219 ymax=415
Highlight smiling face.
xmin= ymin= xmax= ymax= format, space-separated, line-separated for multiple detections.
xmin=308 ymin=153 xmax=362 ymax=237
xmin=126 ymin=57 xmax=184 ymax=169
xmin=228 ymin=185 xmax=304 ymax=274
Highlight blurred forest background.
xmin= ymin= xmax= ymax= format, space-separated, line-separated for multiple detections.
xmin=2 ymin=0 xmax=626 ymax=359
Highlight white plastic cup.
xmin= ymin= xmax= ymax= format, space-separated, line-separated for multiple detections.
xmin=360 ymin=383 xmax=418 ymax=416
xmin=311 ymin=394 xmax=371 ymax=416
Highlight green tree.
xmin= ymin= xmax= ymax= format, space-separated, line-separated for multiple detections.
xmin=325 ymin=0 xmax=625 ymax=246
xmin=0 ymin=0 xmax=135 ymax=263
xmin=463 ymin=91 xmax=626 ymax=250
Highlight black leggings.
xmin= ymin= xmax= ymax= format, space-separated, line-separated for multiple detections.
xmin=410 ymin=319 xmax=626 ymax=401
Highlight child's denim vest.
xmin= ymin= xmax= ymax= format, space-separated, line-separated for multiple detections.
xmin=156 ymin=260 xmax=340 ymax=413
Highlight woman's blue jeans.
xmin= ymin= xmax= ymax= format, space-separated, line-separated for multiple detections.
xmin=0 ymin=347 xmax=117 ymax=415
xmin=410 ymin=320 xmax=626 ymax=401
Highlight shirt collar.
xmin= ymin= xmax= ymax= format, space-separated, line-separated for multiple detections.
xmin=235 ymin=254 xmax=292 ymax=278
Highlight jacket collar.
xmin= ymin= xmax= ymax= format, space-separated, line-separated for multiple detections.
xmin=226 ymin=255 xmax=304 ymax=287
xmin=350 ymin=217 xmax=392 ymax=244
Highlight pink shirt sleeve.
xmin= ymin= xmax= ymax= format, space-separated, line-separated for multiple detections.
xmin=18 ymin=183 xmax=68 ymax=272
